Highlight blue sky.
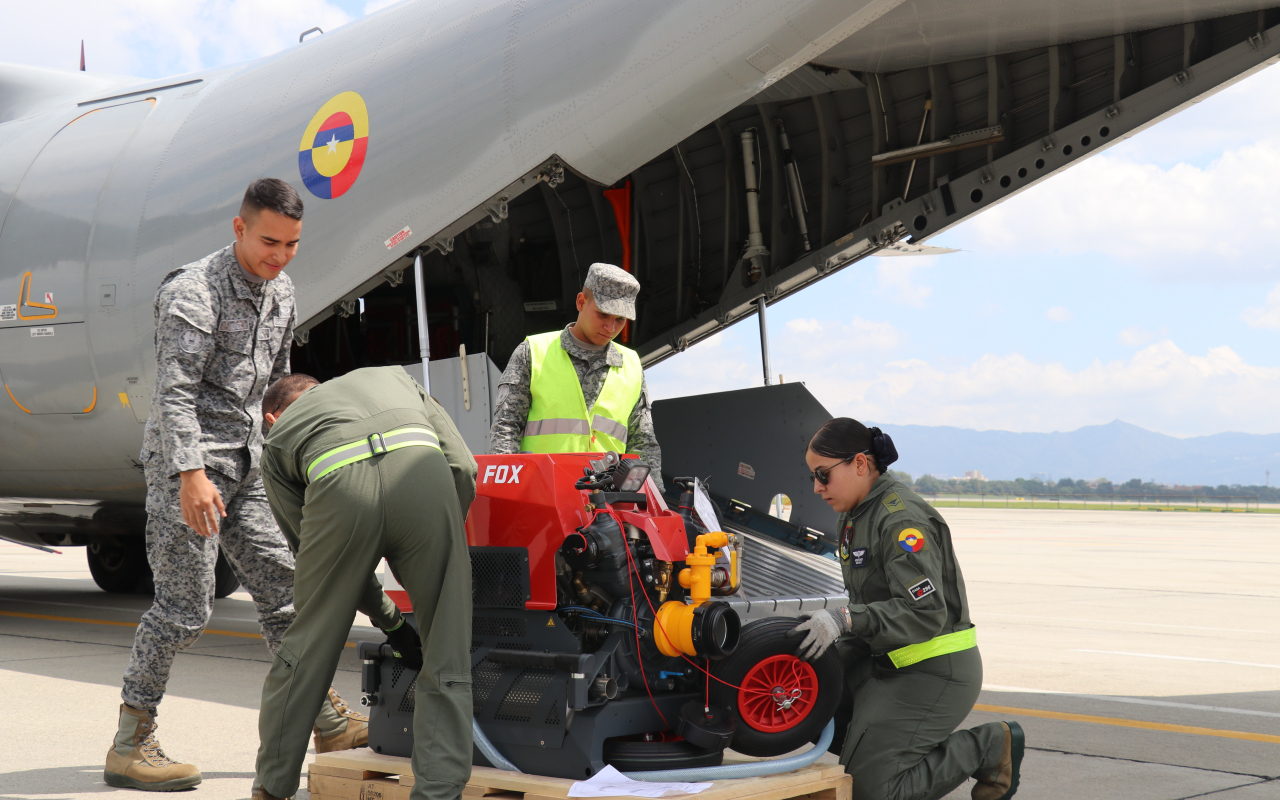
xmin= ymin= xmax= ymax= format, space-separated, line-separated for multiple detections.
xmin=5 ymin=1 xmax=1279 ymax=437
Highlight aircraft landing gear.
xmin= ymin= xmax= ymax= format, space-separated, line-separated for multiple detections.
xmin=87 ymin=539 xmax=240 ymax=599
xmin=87 ymin=538 xmax=150 ymax=594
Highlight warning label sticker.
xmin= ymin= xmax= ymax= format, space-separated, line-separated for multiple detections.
xmin=737 ymin=462 xmax=756 ymax=480
xmin=30 ymin=327 xmax=55 ymax=337
xmin=0 ymin=305 xmax=15 ymax=321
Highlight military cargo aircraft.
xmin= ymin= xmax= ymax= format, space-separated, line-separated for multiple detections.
xmin=2 ymin=0 xmax=1279 ymax=594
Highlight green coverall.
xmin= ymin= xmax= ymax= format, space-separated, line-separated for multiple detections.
xmin=254 ymin=366 xmax=478 ymax=800
xmin=829 ymin=474 xmax=1004 ymax=800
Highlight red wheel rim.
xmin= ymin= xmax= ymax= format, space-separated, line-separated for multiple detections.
xmin=737 ymin=654 xmax=819 ymax=732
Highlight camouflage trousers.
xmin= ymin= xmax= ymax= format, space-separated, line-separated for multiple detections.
xmin=122 ymin=466 xmax=296 ymax=713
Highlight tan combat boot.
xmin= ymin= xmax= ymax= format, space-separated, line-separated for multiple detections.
xmin=972 ymin=721 xmax=1025 ymax=800
xmin=104 ymin=704 xmax=202 ymax=791
xmin=251 ymin=786 xmax=291 ymax=800
xmin=312 ymin=687 xmax=369 ymax=753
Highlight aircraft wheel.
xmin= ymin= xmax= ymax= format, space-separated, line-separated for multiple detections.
xmin=87 ymin=538 xmax=151 ymax=594
xmin=213 ymin=550 xmax=240 ymax=598
xmin=603 ymin=737 xmax=724 ymax=772
xmin=709 ymin=616 xmax=843 ymax=757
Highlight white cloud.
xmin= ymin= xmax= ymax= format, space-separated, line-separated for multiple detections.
xmin=1118 ymin=325 xmax=1168 ymax=346
xmin=1242 ymin=283 xmax=1280 ymax=329
xmin=796 ymin=341 xmax=1280 ymax=437
xmin=364 ymin=0 xmax=403 ymax=14
xmin=1045 ymin=306 xmax=1073 ymax=322
xmin=873 ymin=257 xmax=934 ymax=307
xmin=962 ymin=138 xmax=1280 ymax=283
xmin=2 ymin=1 xmax=355 ymax=78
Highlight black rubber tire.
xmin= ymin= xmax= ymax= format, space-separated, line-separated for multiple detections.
xmin=603 ymin=738 xmax=724 ymax=771
xmin=709 ymin=616 xmax=843 ymax=757
xmin=87 ymin=538 xmax=151 ymax=594
xmin=213 ymin=550 xmax=240 ymax=599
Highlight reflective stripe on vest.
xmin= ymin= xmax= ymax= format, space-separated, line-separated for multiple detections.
xmin=886 ymin=626 xmax=977 ymax=669
xmin=520 ymin=331 xmax=643 ymax=454
xmin=306 ymin=426 xmax=440 ymax=483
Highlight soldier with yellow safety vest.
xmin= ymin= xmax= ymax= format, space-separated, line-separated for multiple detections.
xmin=790 ymin=418 xmax=1025 ymax=800
xmin=489 ymin=262 xmax=662 ymax=481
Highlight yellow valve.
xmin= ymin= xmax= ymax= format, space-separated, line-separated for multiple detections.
xmin=655 ymin=531 xmax=730 ymax=657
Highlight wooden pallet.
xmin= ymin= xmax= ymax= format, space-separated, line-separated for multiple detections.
xmin=309 ymin=748 xmax=851 ymax=800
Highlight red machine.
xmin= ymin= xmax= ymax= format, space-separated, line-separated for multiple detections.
xmin=364 ymin=452 xmax=843 ymax=778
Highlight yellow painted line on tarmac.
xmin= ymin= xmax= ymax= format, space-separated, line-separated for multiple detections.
xmin=0 ymin=609 xmax=357 ymax=648
xmin=974 ymin=704 xmax=1280 ymax=744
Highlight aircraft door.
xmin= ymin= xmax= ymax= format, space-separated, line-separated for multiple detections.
xmin=0 ymin=100 xmax=152 ymax=414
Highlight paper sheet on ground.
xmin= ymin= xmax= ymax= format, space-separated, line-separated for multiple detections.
xmin=567 ymin=765 xmax=713 ymax=797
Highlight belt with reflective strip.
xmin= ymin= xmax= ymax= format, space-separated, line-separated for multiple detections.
xmin=886 ymin=627 xmax=977 ymax=669
xmin=522 ymin=415 xmax=629 ymax=447
xmin=306 ymin=426 xmax=440 ymax=483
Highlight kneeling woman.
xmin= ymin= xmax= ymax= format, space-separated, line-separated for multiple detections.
xmin=790 ymin=418 xmax=1024 ymax=800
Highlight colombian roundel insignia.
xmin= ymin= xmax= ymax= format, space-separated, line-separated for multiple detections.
xmin=898 ymin=528 xmax=926 ymax=553
xmin=298 ymin=91 xmax=369 ymax=199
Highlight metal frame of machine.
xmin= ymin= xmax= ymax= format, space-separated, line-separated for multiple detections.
xmin=361 ymin=451 xmax=842 ymax=779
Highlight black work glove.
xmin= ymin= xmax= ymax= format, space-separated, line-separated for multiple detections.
xmin=384 ymin=619 xmax=423 ymax=672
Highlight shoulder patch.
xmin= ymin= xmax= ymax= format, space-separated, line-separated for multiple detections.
xmin=883 ymin=492 xmax=905 ymax=512
xmin=897 ymin=528 xmax=927 ymax=553
xmin=907 ymin=577 xmax=936 ymax=601
xmin=179 ymin=329 xmax=205 ymax=354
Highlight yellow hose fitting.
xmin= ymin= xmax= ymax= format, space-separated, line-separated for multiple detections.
xmin=654 ymin=531 xmax=740 ymax=658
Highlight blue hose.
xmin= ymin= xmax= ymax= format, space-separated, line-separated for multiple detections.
xmin=471 ymin=718 xmax=836 ymax=782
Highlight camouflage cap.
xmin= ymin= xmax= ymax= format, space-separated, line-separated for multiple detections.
xmin=583 ymin=262 xmax=639 ymax=320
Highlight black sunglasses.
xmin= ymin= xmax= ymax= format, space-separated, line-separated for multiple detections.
xmin=810 ymin=450 xmax=871 ymax=485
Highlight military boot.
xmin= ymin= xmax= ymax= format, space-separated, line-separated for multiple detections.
xmin=251 ymin=786 xmax=291 ymax=800
xmin=312 ymin=687 xmax=369 ymax=753
xmin=104 ymin=704 xmax=202 ymax=791
xmin=972 ymin=721 xmax=1025 ymax=800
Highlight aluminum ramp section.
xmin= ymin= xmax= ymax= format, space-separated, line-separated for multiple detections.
xmin=725 ymin=525 xmax=848 ymax=622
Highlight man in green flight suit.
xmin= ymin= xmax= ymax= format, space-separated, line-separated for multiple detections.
xmin=251 ymin=366 xmax=478 ymax=800
xmin=489 ymin=262 xmax=662 ymax=482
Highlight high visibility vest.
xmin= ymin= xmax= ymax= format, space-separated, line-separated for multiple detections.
xmin=520 ymin=331 xmax=643 ymax=454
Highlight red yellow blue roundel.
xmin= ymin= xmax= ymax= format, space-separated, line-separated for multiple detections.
xmin=898 ymin=528 xmax=926 ymax=553
xmin=298 ymin=91 xmax=369 ymax=199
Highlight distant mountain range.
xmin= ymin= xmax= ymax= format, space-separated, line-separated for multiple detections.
xmin=873 ymin=420 xmax=1280 ymax=487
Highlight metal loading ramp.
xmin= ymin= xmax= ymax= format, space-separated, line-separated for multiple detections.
xmin=723 ymin=525 xmax=848 ymax=622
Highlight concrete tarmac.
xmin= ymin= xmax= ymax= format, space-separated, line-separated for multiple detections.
xmin=2 ymin=508 xmax=1278 ymax=799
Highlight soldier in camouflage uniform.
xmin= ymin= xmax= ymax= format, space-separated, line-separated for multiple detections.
xmin=106 ymin=180 xmax=389 ymax=792
xmin=489 ymin=263 xmax=662 ymax=481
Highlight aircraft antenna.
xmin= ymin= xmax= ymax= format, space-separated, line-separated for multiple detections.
xmin=79 ymin=40 xmax=85 ymax=71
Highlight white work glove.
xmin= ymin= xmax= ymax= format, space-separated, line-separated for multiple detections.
xmin=788 ymin=608 xmax=851 ymax=661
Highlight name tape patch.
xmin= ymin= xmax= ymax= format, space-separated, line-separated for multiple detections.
xmin=908 ymin=578 xmax=936 ymax=601
xmin=219 ymin=319 xmax=252 ymax=332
